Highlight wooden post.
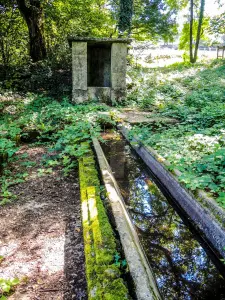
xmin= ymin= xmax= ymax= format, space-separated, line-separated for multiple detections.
xmin=217 ymin=46 xmax=225 ymax=59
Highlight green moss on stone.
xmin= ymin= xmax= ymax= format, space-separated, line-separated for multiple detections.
xmin=79 ymin=143 xmax=129 ymax=299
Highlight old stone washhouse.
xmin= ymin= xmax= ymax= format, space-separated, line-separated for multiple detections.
xmin=68 ymin=37 xmax=130 ymax=104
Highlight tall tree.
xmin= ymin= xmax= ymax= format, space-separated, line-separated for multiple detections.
xmin=189 ymin=0 xmax=205 ymax=63
xmin=193 ymin=0 xmax=205 ymax=62
xmin=113 ymin=0 xmax=184 ymax=40
xmin=118 ymin=0 xmax=133 ymax=36
xmin=16 ymin=0 xmax=46 ymax=62
xmin=190 ymin=0 xmax=194 ymax=62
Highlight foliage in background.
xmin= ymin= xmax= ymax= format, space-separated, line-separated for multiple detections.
xmin=126 ymin=59 xmax=225 ymax=207
xmin=131 ymin=0 xmax=180 ymax=41
xmin=1 ymin=60 xmax=72 ymax=98
xmin=210 ymin=11 xmax=225 ymax=37
xmin=44 ymin=0 xmax=116 ymax=58
xmin=0 ymin=1 xmax=28 ymax=67
xmin=0 ymin=0 xmax=189 ymax=70
xmin=179 ymin=18 xmax=209 ymax=51
xmin=0 ymin=0 xmax=116 ymax=66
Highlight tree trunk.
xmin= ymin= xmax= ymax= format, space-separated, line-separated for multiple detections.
xmin=193 ymin=0 xmax=205 ymax=62
xmin=16 ymin=0 xmax=46 ymax=62
xmin=189 ymin=0 xmax=194 ymax=63
xmin=0 ymin=38 xmax=7 ymax=66
xmin=118 ymin=0 xmax=134 ymax=36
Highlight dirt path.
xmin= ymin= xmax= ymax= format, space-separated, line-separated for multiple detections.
xmin=0 ymin=146 xmax=87 ymax=299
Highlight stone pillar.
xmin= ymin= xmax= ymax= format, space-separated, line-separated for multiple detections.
xmin=111 ymin=43 xmax=127 ymax=104
xmin=72 ymin=42 xmax=88 ymax=103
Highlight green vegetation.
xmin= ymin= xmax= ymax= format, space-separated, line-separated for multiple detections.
xmin=0 ymin=277 xmax=19 ymax=300
xmin=1 ymin=0 xmax=182 ymax=68
xmin=1 ymin=0 xmax=225 ymax=297
xmin=126 ymin=59 xmax=225 ymax=208
xmin=0 ymin=257 xmax=19 ymax=299
xmin=79 ymin=144 xmax=129 ymax=299
xmin=0 ymin=94 xmax=112 ymax=205
xmin=179 ymin=17 xmax=209 ymax=55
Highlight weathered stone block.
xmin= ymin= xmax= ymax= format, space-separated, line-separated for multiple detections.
xmin=111 ymin=44 xmax=127 ymax=75
xmin=72 ymin=67 xmax=87 ymax=90
xmin=72 ymin=42 xmax=87 ymax=56
xmin=72 ymin=42 xmax=87 ymax=95
xmin=72 ymin=55 xmax=87 ymax=70
xmin=111 ymin=72 xmax=126 ymax=89
xmin=111 ymin=89 xmax=126 ymax=104
xmin=72 ymin=89 xmax=88 ymax=103
xmin=111 ymin=43 xmax=127 ymax=94
xmin=88 ymin=87 xmax=111 ymax=104
xmin=111 ymin=57 xmax=127 ymax=73
xmin=111 ymin=43 xmax=127 ymax=57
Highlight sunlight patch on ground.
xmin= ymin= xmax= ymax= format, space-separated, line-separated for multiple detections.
xmin=22 ymin=200 xmax=49 ymax=211
xmin=0 ymin=242 xmax=18 ymax=258
xmin=131 ymin=47 xmax=217 ymax=69
xmin=0 ymin=240 xmax=36 ymax=279
xmin=0 ymin=234 xmax=65 ymax=280
xmin=40 ymin=236 xmax=65 ymax=274
xmin=187 ymin=134 xmax=221 ymax=154
xmin=16 ymin=146 xmax=46 ymax=156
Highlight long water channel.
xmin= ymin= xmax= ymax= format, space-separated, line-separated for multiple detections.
xmin=101 ymin=132 xmax=225 ymax=300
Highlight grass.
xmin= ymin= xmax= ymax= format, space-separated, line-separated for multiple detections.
xmin=125 ymin=59 xmax=225 ymax=208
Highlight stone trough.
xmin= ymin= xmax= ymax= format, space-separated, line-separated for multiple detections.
xmin=118 ymin=123 xmax=225 ymax=264
xmin=92 ymin=137 xmax=162 ymax=300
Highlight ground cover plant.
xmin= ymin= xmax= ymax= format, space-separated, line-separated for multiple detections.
xmin=126 ymin=59 xmax=225 ymax=208
xmin=0 ymin=92 xmax=112 ymax=206
xmin=0 ymin=92 xmax=117 ymax=298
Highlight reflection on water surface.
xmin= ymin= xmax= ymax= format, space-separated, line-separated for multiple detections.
xmin=101 ymin=136 xmax=225 ymax=300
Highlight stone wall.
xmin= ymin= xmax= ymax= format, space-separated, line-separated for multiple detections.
xmin=71 ymin=39 xmax=129 ymax=104
xmin=72 ymin=42 xmax=88 ymax=103
xmin=111 ymin=43 xmax=127 ymax=104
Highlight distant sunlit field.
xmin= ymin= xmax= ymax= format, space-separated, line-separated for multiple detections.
xmin=131 ymin=45 xmax=218 ymax=67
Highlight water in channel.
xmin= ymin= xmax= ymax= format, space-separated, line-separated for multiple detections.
xmin=101 ymin=133 xmax=225 ymax=300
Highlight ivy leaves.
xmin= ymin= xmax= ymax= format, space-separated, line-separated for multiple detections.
xmin=0 ymin=139 xmax=18 ymax=160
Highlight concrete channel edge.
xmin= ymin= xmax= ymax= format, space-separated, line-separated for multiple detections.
xmin=92 ymin=137 xmax=162 ymax=300
xmin=118 ymin=124 xmax=225 ymax=261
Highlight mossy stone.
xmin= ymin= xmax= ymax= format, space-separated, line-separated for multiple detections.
xmin=79 ymin=145 xmax=129 ymax=300
xmin=104 ymin=267 xmax=120 ymax=279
